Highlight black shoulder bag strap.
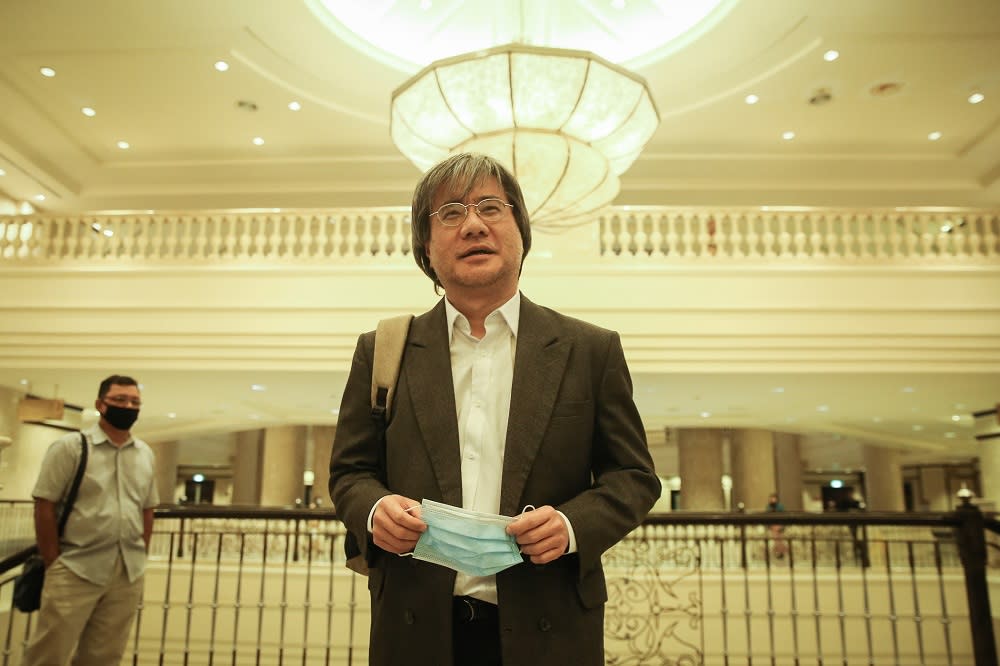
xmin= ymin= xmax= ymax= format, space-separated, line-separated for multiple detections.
xmin=57 ymin=433 xmax=89 ymax=537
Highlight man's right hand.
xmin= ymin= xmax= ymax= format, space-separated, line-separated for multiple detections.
xmin=372 ymin=494 xmax=426 ymax=554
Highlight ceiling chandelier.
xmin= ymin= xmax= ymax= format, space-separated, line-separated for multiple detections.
xmin=390 ymin=44 xmax=660 ymax=228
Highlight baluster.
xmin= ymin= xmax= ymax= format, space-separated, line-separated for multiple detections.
xmin=775 ymin=214 xmax=792 ymax=257
xmin=599 ymin=215 xmax=617 ymax=257
xmin=282 ymin=213 xmax=297 ymax=259
xmin=761 ymin=213 xmax=777 ymax=258
xmin=646 ymin=214 xmax=663 ymax=257
xmin=303 ymin=214 xmax=320 ymax=259
xmin=744 ymin=214 xmax=761 ymax=258
xmin=825 ymin=214 xmax=840 ymax=257
xmin=984 ymin=214 xmax=1000 ymax=258
xmin=843 ymin=214 xmax=859 ymax=259
xmin=248 ymin=215 xmax=266 ymax=258
xmin=318 ymin=215 xmax=334 ymax=258
xmin=967 ymin=215 xmax=984 ymax=258
xmin=210 ymin=214 xmax=227 ymax=259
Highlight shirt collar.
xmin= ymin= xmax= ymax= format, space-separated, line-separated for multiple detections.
xmin=444 ymin=291 xmax=521 ymax=344
xmin=88 ymin=424 xmax=134 ymax=448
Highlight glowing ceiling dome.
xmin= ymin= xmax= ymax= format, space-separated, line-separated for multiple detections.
xmin=309 ymin=0 xmax=734 ymax=72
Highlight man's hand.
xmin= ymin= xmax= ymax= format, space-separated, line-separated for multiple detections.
xmin=506 ymin=505 xmax=568 ymax=564
xmin=372 ymin=494 xmax=426 ymax=554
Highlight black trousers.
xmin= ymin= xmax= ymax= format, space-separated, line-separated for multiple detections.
xmin=452 ymin=596 xmax=502 ymax=666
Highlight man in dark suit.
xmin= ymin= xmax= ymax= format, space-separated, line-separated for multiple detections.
xmin=329 ymin=152 xmax=660 ymax=666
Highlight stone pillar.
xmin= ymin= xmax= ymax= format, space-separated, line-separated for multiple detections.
xmin=310 ymin=425 xmax=336 ymax=507
xmin=231 ymin=429 xmax=263 ymax=505
xmin=773 ymin=431 xmax=804 ymax=510
xmin=148 ymin=440 xmax=179 ymax=505
xmin=979 ymin=443 xmax=1000 ymax=511
xmin=0 ymin=385 xmax=24 ymax=499
xmin=677 ymin=428 xmax=725 ymax=510
xmin=259 ymin=425 xmax=307 ymax=507
xmin=863 ymin=444 xmax=905 ymax=511
xmin=730 ymin=428 xmax=776 ymax=512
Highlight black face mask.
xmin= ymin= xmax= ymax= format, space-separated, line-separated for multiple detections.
xmin=102 ymin=403 xmax=139 ymax=430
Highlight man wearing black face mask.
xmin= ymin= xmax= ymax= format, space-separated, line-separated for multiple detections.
xmin=23 ymin=374 xmax=159 ymax=666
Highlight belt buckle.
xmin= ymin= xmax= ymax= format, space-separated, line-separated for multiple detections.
xmin=461 ymin=597 xmax=477 ymax=622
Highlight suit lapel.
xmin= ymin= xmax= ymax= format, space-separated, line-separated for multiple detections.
xmin=404 ymin=301 xmax=463 ymax=506
xmin=500 ymin=297 xmax=572 ymax=515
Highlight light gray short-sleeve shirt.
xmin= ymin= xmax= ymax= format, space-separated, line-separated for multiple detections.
xmin=32 ymin=425 xmax=159 ymax=584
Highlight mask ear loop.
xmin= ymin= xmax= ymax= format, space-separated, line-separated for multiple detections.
xmin=520 ymin=505 xmax=535 ymax=514
xmin=398 ymin=504 xmax=422 ymax=558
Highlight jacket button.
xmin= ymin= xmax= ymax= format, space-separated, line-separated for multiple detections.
xmin=538 ymin=618 xmax=551 ymax=632
xmin=404 ymin=610 xmax=415 ymax=625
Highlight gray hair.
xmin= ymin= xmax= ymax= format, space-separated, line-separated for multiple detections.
xmin=411 ymin=153 xmax=532 ymax=290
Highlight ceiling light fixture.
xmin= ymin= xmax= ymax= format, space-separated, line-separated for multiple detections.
xmin=81 ymin=107 xmax=96 ymax=117
xmin=822 ymin=49 xmax=839 ymax=62
xmin=0 ymin=168 xmax=6 ymax=176
xmin=214 ymin=60 xmax=230 ymax=72
xmin=39 ymin=66 xmax=56 ymax=77
xmin=117 ymin=141 xmax=130 ymax=149
xmin=968 ymin=92 xmax=985 ymax=104
xmin=288 ymin=101 xmax=302 ymax=111
xmin=782 ymin=131 xmax=796 ymax=140
xmin=927 ymin=131 xmax=942 ymax=141
xmin=744 ymin=94 xmax=759 ymax=104
xmin=34 ymin=194 xmax=45 ymax=201
xmin=252 ymin=137 xmax=265 ymax=146
xmin=390 ymin=44 xmax=660 ymax=227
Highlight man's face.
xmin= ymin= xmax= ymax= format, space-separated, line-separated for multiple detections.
xmin=426 ymin=176 xmax=523 ymax=299
xmin=97 ymin=384 xmax=142 ymax=416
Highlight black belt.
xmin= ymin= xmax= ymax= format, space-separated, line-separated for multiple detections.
xmin=453 ymin=596 xmax=498 ymax=624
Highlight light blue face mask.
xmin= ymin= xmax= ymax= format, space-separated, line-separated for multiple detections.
xmin=406 ymin=499 xmax=524 ymax=577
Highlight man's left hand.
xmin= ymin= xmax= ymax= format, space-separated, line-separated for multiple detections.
xmin=506 ymin=505 xmax=568 ymax=564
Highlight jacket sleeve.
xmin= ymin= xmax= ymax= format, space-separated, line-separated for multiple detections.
xmin=329 ymin=331 xmax=389 ymax=563
xmin=558 ymin=331 xmax=661 ymax=578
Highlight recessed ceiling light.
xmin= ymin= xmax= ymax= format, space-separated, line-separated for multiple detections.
xmin=944 ymin=432 xmax=957 ymax=438
xmin=816 ymin=404 xmax=829 ymax=412
xmin=81 ymin=107 xmax=96 ymax=117
xmin=0 ymin=168 xmax=6 ymax=176
xmin=872 ymin=416 xmax=883 ymax=423
xmin=19 ymin=378 xmax=29 ymax=385
xmin=782 ymin=131 xmax=796 ymax=140
xmin=252 ymin=137 xmax=264 ymax=146
xmin=699 ymin=411 xmax=711 ymax=418
xmin=901 ymin=386 xmax=915 ymax=393
xmin=251 ymin=383 xmax=267 ymax=391
xmin=927 ymin=131 xmax=942 ymax=141
xmin=771 ymin=387 xmax=785 ymax=393
xmin=102 ymin=228 xmax=113 ymax=237
xmin=117 ymin=140 xmax=130 ymax=149
xmin=744 ymin=94 xmax=759 ymax=105
xmin=39 ymin=66 xmax=56 ymax=78
xmin=288 ymin=101 xmax=302 ymax=111
xmin=214 ymin=60 xmax=230 ymax=72
xmin=968 ymin=92 xmax=985 ymax=104
xmin=951 ymin=414 xmax=961 ymax=421
xmin=34 ymin=194 xmax=45 ymax=201
xmin=167 ymin=412 xmax=177 ymax=419
xmin=912 ymin=424 xmax=924 ymax=431
xmin=249 ymin=413 xmax=261 ymax=420
xmin=823 ymin=49 xmax=839 ymax=62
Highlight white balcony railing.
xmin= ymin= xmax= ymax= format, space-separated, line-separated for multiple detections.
xmin=1 ymin=207 xmax=997 ymax=263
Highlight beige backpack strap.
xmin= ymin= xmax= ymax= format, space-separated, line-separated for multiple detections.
xmin=371 ymin=314 xmax=414 ymax=418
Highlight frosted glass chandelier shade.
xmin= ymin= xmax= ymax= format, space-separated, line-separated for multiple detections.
xmin=391 ymin=44 xmax=660 ymax=227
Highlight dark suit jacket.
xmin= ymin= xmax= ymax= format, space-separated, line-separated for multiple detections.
xmin=330 ymin=294 xmax=660 ymax=666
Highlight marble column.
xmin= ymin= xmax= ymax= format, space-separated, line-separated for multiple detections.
xmin=773 ymin=431 xmax=804 ymax=510
xmin=231 ymin=429 xmax=263 ymax=505
xmin=979 ymin=442 xmax=1000 ymax=511
xmin=259 ymin=425 xmax=307 ymax=507
xmin=677 ymin=428 xmax=725 ymax=510
xmin=730 ymin=428 xmax=776 ymax=512
xmin=148 ymin=440 xmax=179 ymax=505
xmin=863 ymin=444 xmax=905 ymax=511
xmin=310 ymin=425 xmax=336 ymax=507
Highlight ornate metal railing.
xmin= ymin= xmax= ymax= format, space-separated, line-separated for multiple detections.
xmin=2 ymin=505 xmax=997 ymax=665
xmin=1 ymin=207 xmax=997 ymax=263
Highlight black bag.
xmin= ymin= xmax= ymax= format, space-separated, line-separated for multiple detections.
xmin=11 ymin=433 xmax=89 ymax=612
xmin=12 ymin=555 xmax=45 ymax=613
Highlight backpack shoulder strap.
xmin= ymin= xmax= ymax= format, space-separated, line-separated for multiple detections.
xmin=370 ymin=314 xmax=414 ymax=419
xmin=57 ymin=433 xmax=89 ymax=537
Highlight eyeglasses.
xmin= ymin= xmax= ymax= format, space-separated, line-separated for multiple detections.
xmin=430 ymin=198 xmax=513 ymax=227
xmin=104 ymin=395 xmax=142 ymax=408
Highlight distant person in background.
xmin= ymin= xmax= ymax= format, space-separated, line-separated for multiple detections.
xmin=766 ymin=492 xmax=787 ymax=559
xmin=22 ymin=375 xmax=158 ymax=666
